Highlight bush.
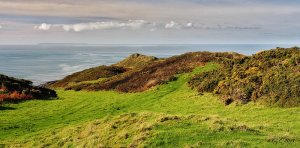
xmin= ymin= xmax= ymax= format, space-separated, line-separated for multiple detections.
xmin=0 ymin=74 xmax=57 ymax=105
xmin=189 ymin=69 xmax=228 ymax=92
xmin=189 ymin=47 xmax=300 ymax=107
xmin=0 ymin=91 xmax=33 ymax=102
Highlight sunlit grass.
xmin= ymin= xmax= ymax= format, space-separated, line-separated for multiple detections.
xmin=67 ymin=78 xmax=107 ymax=87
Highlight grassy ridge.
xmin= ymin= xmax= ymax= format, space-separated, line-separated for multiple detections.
xmin=49 ymin=52 xmax=244 ymax=93
xmin=0 ymin=63 xmax=299 ymax=147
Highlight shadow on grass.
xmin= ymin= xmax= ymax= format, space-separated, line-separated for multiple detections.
xmin=4 ymin=97 xmax=59 ymax=104
xmin=0 ymin=106 xmax=15 ymax=110
xmin=0 ymin=97 xmax=59 ymax=111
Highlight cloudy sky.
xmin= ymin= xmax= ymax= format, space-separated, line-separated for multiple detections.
xmin=0 ymin=0 xmax=299 ymax=44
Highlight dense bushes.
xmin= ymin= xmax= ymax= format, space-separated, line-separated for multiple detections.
xmin=189 ymin=47 xmax=300 ymax=107
xmin=0 ymin=74 xmax=57 ymax=105
xmin=189 ymin=69 xmax=227 ymax=92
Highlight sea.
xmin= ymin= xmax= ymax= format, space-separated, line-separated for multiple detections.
xmin=0 ymin=44 xmax=299 ymax=85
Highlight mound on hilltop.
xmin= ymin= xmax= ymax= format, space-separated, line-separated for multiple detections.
xmin=189 ymin=47 xmax=300 ymax=107
xmin=0 ymin=74 xmax=57 ymax=104
xmin=49 ymin=52 xmax=245 ymax=92
xmin=52 ymin=53 xmax=159 ymax=88
xmin=113 ymin=53 xmax=159 ymax=69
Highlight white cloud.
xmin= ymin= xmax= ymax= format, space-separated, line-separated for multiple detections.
xmin=64 ymin=20 xmax=147 ymax=32
xmin=186 ymin=22 xmax=193 ymax=28
xmin=34 ymin=23 xmax=51 ymax=30
xmin=165 ymin=21 xmax=181 ymax=29
xmin=35 ymin=20 xmax=149 ymax=32
xmin=165 ymin=21 xmax=194 ymax=29
xmin=34 ymin=20 xmax=260 ymax=33
xmin=0 ymin=25 xmax=2 ymax=29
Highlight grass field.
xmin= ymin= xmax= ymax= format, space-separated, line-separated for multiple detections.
xmin=0 ymin=63 xmax=299 ymax=147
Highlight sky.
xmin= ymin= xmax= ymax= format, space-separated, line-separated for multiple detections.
xmin=0 ymin=0 xmax=299 ymax=44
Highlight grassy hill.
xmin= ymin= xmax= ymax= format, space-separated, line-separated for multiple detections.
xmin=48 ymin=48 xmax=300 ymax=107
xmin=1 ymin=48 xmax=300 ymax=147
xmin=48 ymin=52 xmax=245 ymax=92
xmin=0 ymin=63 xmax=299 ymax=147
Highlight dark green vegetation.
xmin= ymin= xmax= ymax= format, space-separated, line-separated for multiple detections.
xmin=0 ymin=74 xmax=56 ymax=105
xmin=1 ymin=64 xmax=299 ymax=147
xmin=189 ymin=47 xmax=300 ymax=107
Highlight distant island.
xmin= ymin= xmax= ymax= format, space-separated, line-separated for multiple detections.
xmin=38 ymin=43 xmax=89 ymax=46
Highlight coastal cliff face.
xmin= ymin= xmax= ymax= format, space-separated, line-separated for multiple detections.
xmin=0 ymin=74 xmax=57 ymax=104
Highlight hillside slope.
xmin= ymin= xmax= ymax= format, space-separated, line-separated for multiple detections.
xmin=49 ymin=52 xmax=245 ymax=92
xmin=49 ymin=66 xmax=127 ymax=88
xmin=1 ymin=64 xmax=299 ymax=147
xmin=48 ymin=48 xmax=300 ymax=107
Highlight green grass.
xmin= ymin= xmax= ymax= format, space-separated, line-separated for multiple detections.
xmin=67 ymin=78 xmax=107 ymax=87
xmin=0 ymin=63 xmax=299 ymax=147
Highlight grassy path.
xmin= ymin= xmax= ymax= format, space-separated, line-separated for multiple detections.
xmin=0 ymin=63 xmax=299 ymax=147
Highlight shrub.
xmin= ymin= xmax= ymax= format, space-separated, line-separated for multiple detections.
xmin=0 ymin=74 xmax=57 ymax=105
xmin=188 ymin=69 xmax=228 ymax=92
xmin=0 ymin=91 xmax=33 ymax=102
xmin=189 ymin=47 xmax=300 ymax=107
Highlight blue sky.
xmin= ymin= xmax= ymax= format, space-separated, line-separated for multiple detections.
xmin=0 ymin=0 xmax=299 ymax=44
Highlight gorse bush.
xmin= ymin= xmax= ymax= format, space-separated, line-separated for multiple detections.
xmin=189 ymin=47 xmax=300 ymax=107
xmin=0 ymin=74 xmax=57 ymax=105
xmin=0 ymin=91 xmax=33 ymax=102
